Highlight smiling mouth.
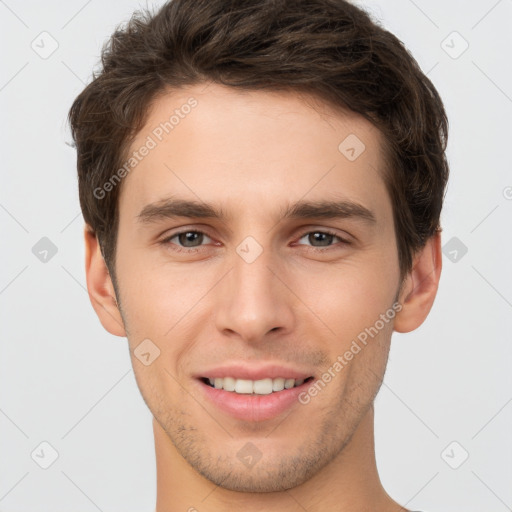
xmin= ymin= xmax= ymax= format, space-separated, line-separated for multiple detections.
xmin=200 ymin=376 xmax=314 ymax=395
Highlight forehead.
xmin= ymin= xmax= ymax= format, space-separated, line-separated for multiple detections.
xmin=119 ymin=82 xmax=391 ymax=225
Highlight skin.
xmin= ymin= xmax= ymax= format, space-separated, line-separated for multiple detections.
xmin=84 ymin=82 xmax=442 ymax=511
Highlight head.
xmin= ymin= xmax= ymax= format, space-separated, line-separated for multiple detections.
xmin=69 ymin=0 xmax=448 ymax=493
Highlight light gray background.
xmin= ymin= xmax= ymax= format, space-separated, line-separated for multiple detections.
xmin=1 ymin=0 xmax=511 ymax=511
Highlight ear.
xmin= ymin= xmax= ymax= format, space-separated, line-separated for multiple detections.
xmin=84 ymin=225 xmax=126 ymax=337
xmin=393 ymin=231 xmax=442 ymax=333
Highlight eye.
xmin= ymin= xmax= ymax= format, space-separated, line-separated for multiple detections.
xmin=159 ymin=228 xmax=351 ymax=254
xmin=162 ymin=230 xmax=213 ymax=251
xmin=295 ymin=230 xmax=350 ymax=249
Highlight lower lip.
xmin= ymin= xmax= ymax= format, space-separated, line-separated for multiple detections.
xmin=197 ymin=379 xmax=311 ymax=422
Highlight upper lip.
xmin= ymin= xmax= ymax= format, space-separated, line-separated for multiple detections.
xmin=196 ymin=363 xmax=314 ymax=381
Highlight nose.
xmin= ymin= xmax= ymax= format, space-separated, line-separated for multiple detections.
xmin=214 ymin=246 xmax=296 ymax=344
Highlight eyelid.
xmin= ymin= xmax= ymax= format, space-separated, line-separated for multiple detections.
xmin=160 ymin=228 xmax=214 ymax=247
xmin=294 ymin=227 xmax=352 ymax=244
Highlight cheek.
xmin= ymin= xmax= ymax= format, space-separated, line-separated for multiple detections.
xmin=115 ymin=231 xmax=190 ymax=319
xmin=116 ymin=251 xmax=218 ymax=376
xmin=120 ymin=268 xmax=198 ymax=338
xmin=289 ymin=252 xmax=400 ymax=344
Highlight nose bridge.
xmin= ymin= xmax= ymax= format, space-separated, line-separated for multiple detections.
xmin=214 ymin=240 xmax=294 ymax=341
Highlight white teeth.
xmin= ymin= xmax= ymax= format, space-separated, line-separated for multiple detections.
xmin=205 ymin=377 xmax=308 ymax=394
xmin=272 ymin=377 xmax=285 ymax=392
xmin=284 ymin=378 xmax=295 ymax=389
xmin=235 ymin=379 xmax=253 ymax=394
xmin=253 ymin=378 xmax=273 ymax=395
xmin=223 ymin=376 xmax=236 ymax=392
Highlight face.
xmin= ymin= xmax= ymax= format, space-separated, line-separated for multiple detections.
xmin=112 ymin=82 xmax=402 ymax=492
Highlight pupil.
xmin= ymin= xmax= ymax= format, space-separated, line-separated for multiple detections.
xmin=179 ymin=232 xmax=202 ymax=247
xmin=311 ymin=232 xmax=332 ymax=246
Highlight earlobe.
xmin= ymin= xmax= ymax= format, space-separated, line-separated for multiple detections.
xmin=393 ymin=231 xmax=442 ymax=333
xmin=84 ymin=225 xmax=126 ymax=337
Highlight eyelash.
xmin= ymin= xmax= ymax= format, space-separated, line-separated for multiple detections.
xmin=160 ymin=228 xmax=351 ymax=254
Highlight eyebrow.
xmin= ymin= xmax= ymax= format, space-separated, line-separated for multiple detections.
xmin=136 ymin=197 xmax=376 ymax=225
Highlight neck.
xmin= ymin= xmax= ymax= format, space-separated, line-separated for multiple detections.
xmin=153 ymin=405 xmax=406 ymax=512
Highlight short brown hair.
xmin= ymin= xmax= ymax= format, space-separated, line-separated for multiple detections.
xmin=68 ymin=0 xmax=449 ymax=286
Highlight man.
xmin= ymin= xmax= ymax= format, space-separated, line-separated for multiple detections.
xmin=68 ymin=0 xmax=448 ymax=510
